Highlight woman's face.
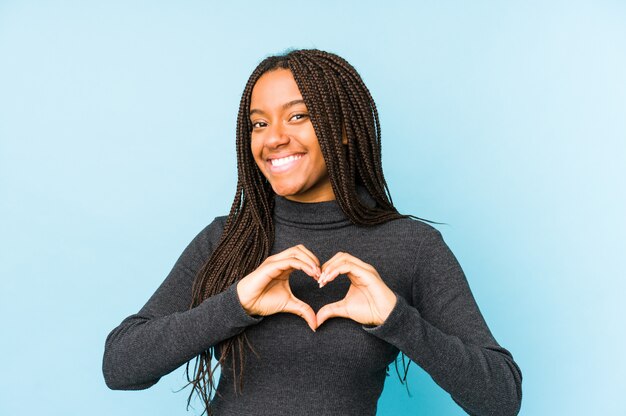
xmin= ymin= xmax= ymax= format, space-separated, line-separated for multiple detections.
xmin=249 ymin=69 xmax=334 ymax=203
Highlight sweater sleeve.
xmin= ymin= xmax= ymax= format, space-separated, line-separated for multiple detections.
xmin=102 ymin=218 xmax=263 ymax=390
xmin=363 ymin=227 xmax=522 ymax=416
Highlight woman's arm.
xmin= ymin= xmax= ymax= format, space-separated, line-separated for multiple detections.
xmin=102 ymin=218 xmax=262 ymax=390
xmin=363 ymin=227 xmax=523 ymax=416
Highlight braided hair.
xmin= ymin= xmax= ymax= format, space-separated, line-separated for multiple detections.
xmin=186 ymin=49 xmax=418 ymax=414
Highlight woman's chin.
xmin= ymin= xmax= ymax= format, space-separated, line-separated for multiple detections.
xmin=271 ymin=183 xmax=302 ymax=198
xmin=269 ymin=180 xmax=334 ymax=202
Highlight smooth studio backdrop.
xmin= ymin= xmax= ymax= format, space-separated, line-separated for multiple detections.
xmin=1 ymin=1 xmax=624 ymax=415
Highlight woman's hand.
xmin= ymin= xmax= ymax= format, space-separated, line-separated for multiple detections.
xmin=236 ymin=244 xmax=321 ymax=331
xmin=316 ymin=252 xmax=397 ymax=327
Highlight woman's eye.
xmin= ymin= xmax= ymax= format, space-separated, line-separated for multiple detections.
xmin=251 ymin=121 xmax=267 ymax=129
xmin=290 ymin=113 xmax=309 ymax=122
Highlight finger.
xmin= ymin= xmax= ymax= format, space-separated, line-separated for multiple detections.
xmin=320 ymin=250 xmax=348 ymax=270
xmin=319 ymin=252 xmax=356 ymax=284
xmin=322 ymin=251 xmax=373 ymax=271
xmin=292 ymin=245 xmax=322 ymax=278
xmin=274 ymin=245 xmax=319 ymax=265
xmin=272 ymin=246 xmax=321 ymax=278
xmin=265 ymin=257 xmax=319 ymax=280
xmin=316 ymin=299 xmax=349 ymax=327
xmin=292 ymin=244 xmax=321 ymax=267
xmin=319 ymin=260 xmax=366 ymax=288
xmin=319 ymin=252 xmax=349 ymax=287
xmin=283 ymin=297 xmax=318 ymax=331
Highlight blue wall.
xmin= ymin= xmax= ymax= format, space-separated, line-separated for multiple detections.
xmin=1 ymin=1 xmax=624 ymax=415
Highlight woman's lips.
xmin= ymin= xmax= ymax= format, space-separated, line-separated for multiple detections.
xmin=267 ymin=153 xmax=304 ymax=173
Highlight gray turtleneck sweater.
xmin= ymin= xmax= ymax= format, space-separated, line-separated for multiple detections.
xmin=103 ymin=195 xmax=522 ymax=415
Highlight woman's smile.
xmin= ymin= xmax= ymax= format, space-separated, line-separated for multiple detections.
xmin=266 ymin=153 xmax=305 ymax=173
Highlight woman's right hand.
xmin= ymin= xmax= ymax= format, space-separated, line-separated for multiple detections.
xmin=236 ymin=244 xmax=321 ymax=331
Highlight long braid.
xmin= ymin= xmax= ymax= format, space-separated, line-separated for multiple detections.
xmin=185 ymin=49 xmax=438 ymax=414
xmin=290 ymin=51 xmax=400 ymax=223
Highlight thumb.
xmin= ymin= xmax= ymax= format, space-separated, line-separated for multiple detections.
xmin=316 ymin=299 xmax=349 ymax=327
xmin=283 ymin=298 xmax=318 ymax=332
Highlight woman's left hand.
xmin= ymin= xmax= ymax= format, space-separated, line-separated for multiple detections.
xmin=316 ymin=252 xmax=397 ymax=327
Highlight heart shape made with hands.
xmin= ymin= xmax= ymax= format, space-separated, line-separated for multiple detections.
xmin=236 ymin=246 xmax=397 ymax=332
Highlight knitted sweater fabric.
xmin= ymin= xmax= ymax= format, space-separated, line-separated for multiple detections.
xmin=103 ymin=194 xmax=522 ymax=415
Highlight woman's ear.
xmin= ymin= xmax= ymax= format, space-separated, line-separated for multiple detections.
xmin=341 ymin=125 xmax=348 ymax=145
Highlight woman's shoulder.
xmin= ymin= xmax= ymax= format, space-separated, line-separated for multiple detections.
xmin=358 ymin=215 xmax=446 ymax=261
xmin=185 ymin=215 xmax=228 ymax=257
xmin=207 ymin=215 xmax=228 ymax=233
xmin=203 ymin=215 xmax=229 ymax=238
xmin=381 ymin=215 xmax=444 ymax=242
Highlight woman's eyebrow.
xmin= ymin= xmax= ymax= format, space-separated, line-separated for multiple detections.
xmin=249 ymin=99 xmax=307 ymax=117
xmin=281 ymin=99 xmax=306 ymax=110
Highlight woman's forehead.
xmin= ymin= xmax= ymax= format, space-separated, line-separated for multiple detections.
xmin=250 ymin=69 xmax=306 ymax=112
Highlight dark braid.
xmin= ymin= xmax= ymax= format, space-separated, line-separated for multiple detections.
xmin=185 ymin=49 xmax=436 ymax=414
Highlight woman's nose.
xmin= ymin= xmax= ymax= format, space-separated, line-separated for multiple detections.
xmin=265 ymin=122 xmax=290 ymax=148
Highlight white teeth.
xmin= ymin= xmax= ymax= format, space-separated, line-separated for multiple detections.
xmin=270 ymin=154 xmax=302 ymax=167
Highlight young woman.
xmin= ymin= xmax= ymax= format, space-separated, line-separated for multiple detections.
xmin=103 ymin=49 xmax=522 ymax=415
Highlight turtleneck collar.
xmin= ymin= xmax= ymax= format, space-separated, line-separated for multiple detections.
xmin=273 ymin=187 xmax=376 ymax=230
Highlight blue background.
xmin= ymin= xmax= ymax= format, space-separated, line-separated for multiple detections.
xmin=1 ymin=1 xmax=624 ymax=415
